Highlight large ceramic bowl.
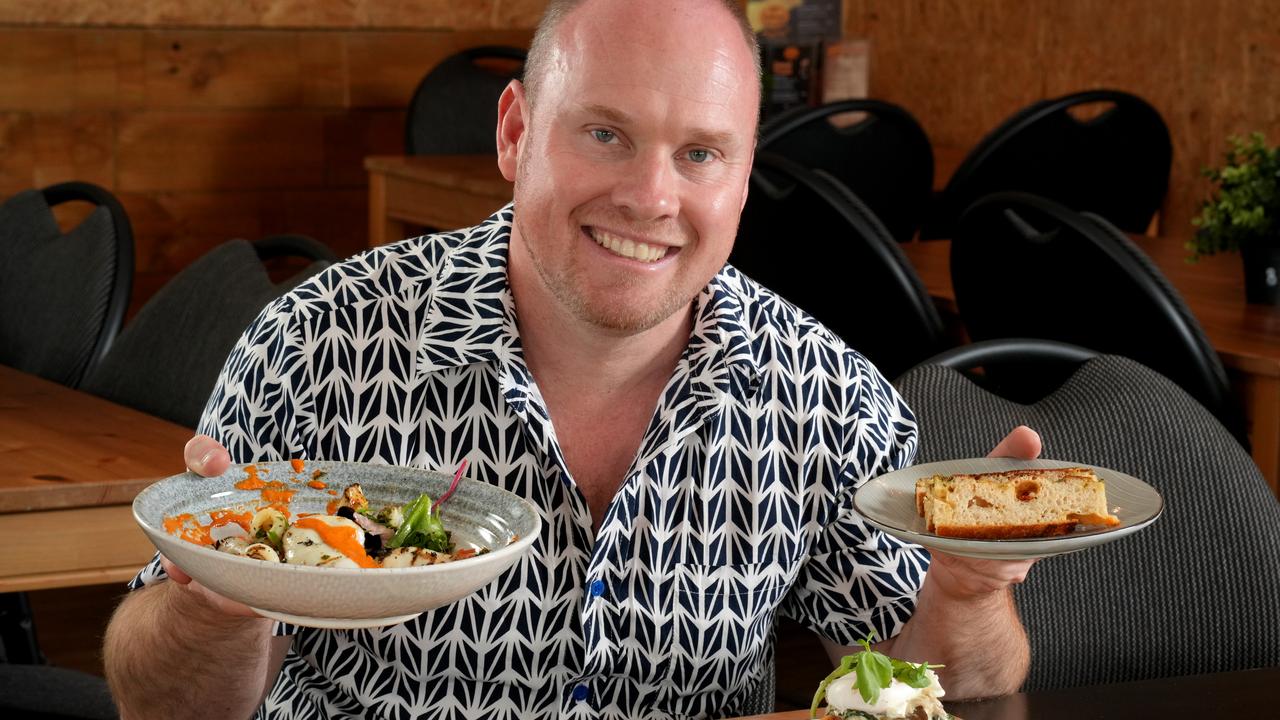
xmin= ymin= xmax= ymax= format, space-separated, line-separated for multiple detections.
xmin=134 ymin=461 xmax=540 ymax=629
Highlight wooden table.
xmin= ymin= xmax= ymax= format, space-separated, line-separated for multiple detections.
xmin=736 ymin=666 xmax=1278 ymax=719
xmin=0 ymin=365 xmax=192 ymax=592
xmin=901 ymin=238 xmax=1280 ymax=496
xmin=365 ymin=154 xmax=513 ymax=247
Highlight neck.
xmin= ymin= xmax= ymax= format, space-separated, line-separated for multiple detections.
xmin=507 ymin=228 xmax=692 ymax=399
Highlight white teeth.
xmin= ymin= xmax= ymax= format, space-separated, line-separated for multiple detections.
xmin=590 ymin=229 xmax=669 ymax=263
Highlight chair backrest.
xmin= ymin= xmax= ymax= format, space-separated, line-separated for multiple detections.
xmin=921 ymin=337 xmax=1100 ymax=403
xmin=950 ymin=191 xmax=1246 ymax=445
xmin=404 ymin=46 xmax=526 ymax=156
xmin=732 ymin=152 xmax=946 ymax=378
xmin=759 ymin=99 xmax=934 ymax=242
xmin=80 ymin=236 xmax=334 ymax=428
xmin=0 ymin=181 xmax=134 ymax=388
xmin=924 ymin=89 xmax=1171 ymax=238
xmin=895 ymin=348 xmax=1280 ymax=691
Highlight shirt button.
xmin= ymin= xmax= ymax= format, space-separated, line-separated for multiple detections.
xmin=589 ymin=579 xmax=605 ymax=598
xmin=572 ymin=684 xmax=590 ymax=702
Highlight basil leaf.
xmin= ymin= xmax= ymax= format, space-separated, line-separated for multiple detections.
xmin=856 ymin=648 xmax=892 ymax=704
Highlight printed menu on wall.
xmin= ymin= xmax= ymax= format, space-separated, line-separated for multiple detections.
xmin=748 ymin=0 xmax=864 ymax=121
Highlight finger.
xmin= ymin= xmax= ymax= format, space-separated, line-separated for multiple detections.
xmin=159 ymin=554 xmax=193 ymax=585
xmin=184 ymin=434 xmax=232 ymax=477
xmin=987 ymin=425 xmax=1042 ymax=460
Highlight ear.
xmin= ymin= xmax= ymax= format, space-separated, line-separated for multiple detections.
xmin=496 ymin=79 xmax=529 ymax=182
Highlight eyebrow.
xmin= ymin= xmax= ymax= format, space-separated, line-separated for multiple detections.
xmin=578 ymin=103 xmax=741 ymax=150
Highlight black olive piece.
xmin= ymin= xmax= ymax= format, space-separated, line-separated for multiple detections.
xmin=364 ymin=533 xmax=383 ymax=555
xmin=336 ymin=506 xmax=356 ymax=521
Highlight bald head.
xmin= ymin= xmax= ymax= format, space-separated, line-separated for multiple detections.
xmin=522 ymin=0 xmax=762 ymax=117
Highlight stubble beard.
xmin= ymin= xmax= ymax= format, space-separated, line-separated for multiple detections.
xmin=513 ymin=210 xmax=691 ymax=334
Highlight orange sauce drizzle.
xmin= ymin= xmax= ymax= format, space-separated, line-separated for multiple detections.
xmin=234 ymin=464 xmax=267 ymax=490
xmin=208 ymin=509 xmax=253 ymax=532
xmin=260 ymin=481 xmax=295 ymax=505
xmin=292 ymin=517 xmax=380 ymax=568
xmin=307 ymin=480 xmax=327 ymax=489
xmin=290 ymin=458 xmax=305 ymax=473
xmin=325 ymin=498 xmax=342 ymax=514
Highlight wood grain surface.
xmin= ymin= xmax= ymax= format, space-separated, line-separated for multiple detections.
xmin=0 ymin=365 xmax=192 ymax=513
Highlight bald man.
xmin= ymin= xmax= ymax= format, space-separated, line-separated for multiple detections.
xmin=105 ymin=2 xmax=1036 ymax=718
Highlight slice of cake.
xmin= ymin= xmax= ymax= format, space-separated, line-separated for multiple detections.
xmin=914 ymin=467 xmax=1120 ymax=539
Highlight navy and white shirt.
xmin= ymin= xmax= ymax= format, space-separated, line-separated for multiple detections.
xmin=131 ymin=205 xmax=928 ymax=719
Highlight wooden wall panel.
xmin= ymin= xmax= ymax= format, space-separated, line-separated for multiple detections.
xmin=0 ymin=0 xmax=535 ymax=30
xmin=116 ymin=110 xmax=328 ymax=192
xmin=345 ymin=29 xmax=533 ymax=108
xmin=845 ymin=0 xmax=1280 ymax=234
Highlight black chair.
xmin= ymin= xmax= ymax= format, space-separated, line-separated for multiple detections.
xmin=896 ymin=341 xmax=1280 ymax=691
xmin=80 ymin=235 xmax=336 ymax=429
xmin=732 ymin=152 xmax=946 ymax=379
xmin=949 ymin=192 xmax=1247 ymax=446
xmin=923 ymin=89 xmax=1171 ymax=238
xmin=405 ymin=46 xmax=526 ymax=156
xmin=759 ymin=99 xmax=934 ymax=242
xmin=0 ymin=182 xmax=134 ymax=388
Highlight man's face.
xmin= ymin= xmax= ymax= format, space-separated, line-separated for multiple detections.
xmin=500 ymin=0 xmax=760 ymax=333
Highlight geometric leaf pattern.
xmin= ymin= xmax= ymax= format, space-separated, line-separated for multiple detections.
xmin=130 ymin=205 xmax=927 ymax=719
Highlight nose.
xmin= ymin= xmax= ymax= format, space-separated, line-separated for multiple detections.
xmin=611 ymin=150 xmax=680 ymax=222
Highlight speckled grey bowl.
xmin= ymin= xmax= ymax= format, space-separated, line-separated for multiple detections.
xmin=133 ymin=461 xmax=540 ymax=629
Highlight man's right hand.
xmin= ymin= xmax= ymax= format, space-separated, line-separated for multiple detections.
xmin=162 ymin=434 xmax=258 ymax=617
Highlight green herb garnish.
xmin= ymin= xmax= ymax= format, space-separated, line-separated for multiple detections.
xmin=387 ymin=493 xmax=450 ymax=552
xmin=809 ymin=632 xmax=944 ymax=718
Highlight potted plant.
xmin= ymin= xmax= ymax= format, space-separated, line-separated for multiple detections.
xmin=1190 ymin=132 xmax=1280 ymax=304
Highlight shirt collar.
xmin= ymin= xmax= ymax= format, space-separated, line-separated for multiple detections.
xmin=413 ymin=204 xmax=762 ymax=409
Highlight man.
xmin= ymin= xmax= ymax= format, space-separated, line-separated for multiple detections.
xmin=105 ymin=1 xmax=1037 ymax=718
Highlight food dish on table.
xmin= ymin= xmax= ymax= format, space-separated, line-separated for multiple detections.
xmin=811 ymin=636 xmax=952 ymax=720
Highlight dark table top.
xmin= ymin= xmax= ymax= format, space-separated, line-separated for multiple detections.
xmin=736 ymin=667 xmax=1278 ymax=719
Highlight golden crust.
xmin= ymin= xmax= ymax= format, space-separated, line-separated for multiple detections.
xmin=915 ymin=467 xmax=1119 ymax=539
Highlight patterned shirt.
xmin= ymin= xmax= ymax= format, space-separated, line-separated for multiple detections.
xmin=131 ymin=205 xmax=928 ymax=720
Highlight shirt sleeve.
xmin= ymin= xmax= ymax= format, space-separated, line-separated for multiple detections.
xmin=126 ymin=293 xmax=313 ymax=640
xmin=780 ymin=350 xmax=930 ymax=647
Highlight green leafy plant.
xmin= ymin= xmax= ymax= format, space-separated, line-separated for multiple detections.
xmin=809 ymin=633 xmax=943 ymax=718
xmin=1189 ymin=132 xmax=1280 ymax=261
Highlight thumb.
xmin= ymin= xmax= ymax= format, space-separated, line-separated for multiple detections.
xmin=988 ymin=425 xmax=1042 ymax=460
xmin=184 ymin=434 xmax=231 ymax=477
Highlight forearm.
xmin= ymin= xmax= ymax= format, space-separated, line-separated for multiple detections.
xmin=104 ymin=581 xmax=277 ymax=719
xmin=883 ymin=579 xmax=1029 ymax=699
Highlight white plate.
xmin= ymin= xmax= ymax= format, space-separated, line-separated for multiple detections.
xmin=853 ymin=458 xmax=1164 ymax=560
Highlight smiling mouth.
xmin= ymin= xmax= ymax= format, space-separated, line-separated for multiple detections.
xmin=585 ymin=227 xmax=674 ymax=263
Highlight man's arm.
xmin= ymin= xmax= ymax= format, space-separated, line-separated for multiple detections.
xmin=104 ymin=579 xmax=290 ymax=719
xmin=104 ymin=436 xmax=290 ymax=719
xmin=823 ymin=426 xmax=1042 ymax=699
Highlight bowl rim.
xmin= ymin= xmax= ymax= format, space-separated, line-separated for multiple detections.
xmin=132 ymin=460 xmax=542 ymax=577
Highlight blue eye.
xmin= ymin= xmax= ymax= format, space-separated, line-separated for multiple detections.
xmin=592 ymin=129 xmax=616 ymax=143
xmin=687 ymin=149 xmax=711 ymax=163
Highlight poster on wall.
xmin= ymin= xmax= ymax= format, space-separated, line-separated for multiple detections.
xmin=747 ymin=0 xmax=862 ymax=121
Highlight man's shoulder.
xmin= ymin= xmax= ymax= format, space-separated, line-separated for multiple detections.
xmin=281 ymin=210 xmax=511 ymax=321
xmin=717 ymin=263 xmax=865 ymax=372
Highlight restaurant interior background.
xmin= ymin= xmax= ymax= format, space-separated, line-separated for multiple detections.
xmin=2 ymin=0 xmax=1279 ymax=707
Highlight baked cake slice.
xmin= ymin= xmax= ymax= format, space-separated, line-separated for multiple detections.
xmin=915 ymin=467 xmax=1120 ymax=539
